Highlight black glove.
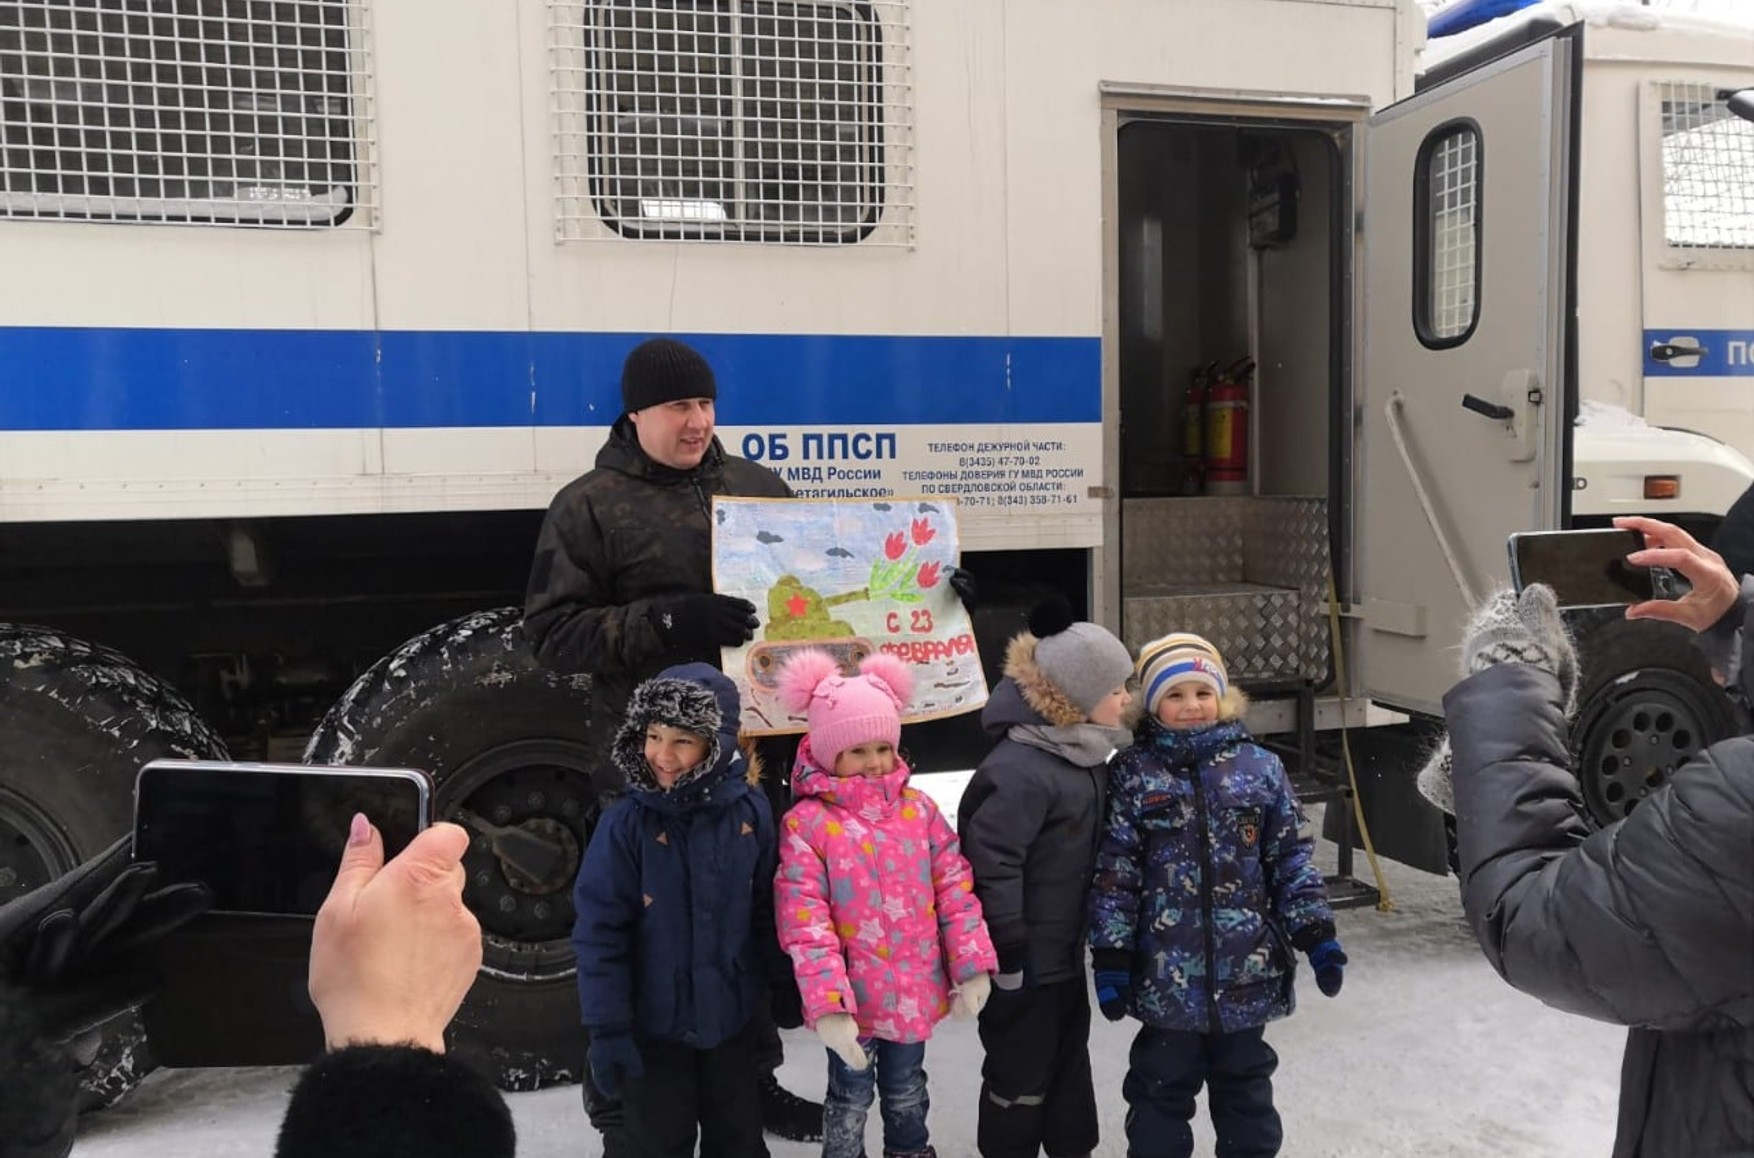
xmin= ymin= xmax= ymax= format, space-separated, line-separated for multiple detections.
xmin=0 ymin=836 xmax=212 ymax=1042
xmin=946 ymin=567 xmax=977 ymax=607
xmin=651 ymin=593 xmax=759 ymax=650
xmin=1091 ymin=948 xmax=1131 ymax=1022
xmin=769 ymin=980 xmax=805 ymax=1030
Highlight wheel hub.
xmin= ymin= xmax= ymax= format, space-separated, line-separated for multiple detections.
xmin=439 ymin=738 xmax=597 ymax=980
xmin=1576 ymin=677 xmax=1706 ymax=825
xmin=0 ymin=787 xmax=77 ymax=906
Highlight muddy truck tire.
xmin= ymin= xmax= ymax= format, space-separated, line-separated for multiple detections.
xmin=304 ymin=607 xmax=597 ymax=1091
xmin=0 ymin=623 xmax=230 ymax=1112
xmin=1569 ymin=617 xmax=1743 ymax=828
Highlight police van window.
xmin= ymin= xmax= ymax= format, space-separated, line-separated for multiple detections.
xmin=553 ymin=0 xmax=912 ymax=245
xmin=1657 ymin=82 xmax=1754 ymax=252
xmin=0 ymin=1 xmax=372 ymax=229
xmin=1414 ymin=120 xmax=1482 ymax=349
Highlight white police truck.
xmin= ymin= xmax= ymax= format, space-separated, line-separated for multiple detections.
xmin=0 ymin=0 xmax=1748 ymax=1099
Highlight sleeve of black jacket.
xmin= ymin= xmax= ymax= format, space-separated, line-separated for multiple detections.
xmin=957 ymin=767 xmax=1047 ymax=961
xmin=274 ymin=1044 xmax=515 ymax=1158
xmin=1446 ymin=662 xmax=1754 ymax=1032
xmin=0 ymin=980 xmax=79 ymax=1158
xmin=523 ymin=484 xmax=665 ymax=676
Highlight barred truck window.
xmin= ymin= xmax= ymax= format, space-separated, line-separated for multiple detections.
xmin=1413 ymin=120 xmax=1481 ymax=349
xmin=550 ymin=0 xmax=913 ymax=244
xmin=1657 ymin=82 xmax=1754 ymax=251
xmin=0 ymin=0 xmax=373 ymax=228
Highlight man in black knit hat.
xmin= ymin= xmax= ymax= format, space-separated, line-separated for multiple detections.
xmin=525 ymin=336 xmax=822 ymax=1149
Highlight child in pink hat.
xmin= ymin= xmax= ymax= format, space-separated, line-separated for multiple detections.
xmin=773 ymin=650 xmax=998 ymax=1158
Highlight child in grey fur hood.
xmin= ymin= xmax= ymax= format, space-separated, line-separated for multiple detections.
xmin=957 ymin=597 xmax=1135 ymax=1158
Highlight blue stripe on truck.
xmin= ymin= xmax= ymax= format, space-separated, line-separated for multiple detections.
xmin=1643 ymin=330 xmax=1754 ymax=378
xmin=0 ymin=328 xmax=1101 ymax=431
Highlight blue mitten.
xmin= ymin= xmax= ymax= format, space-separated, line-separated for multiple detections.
xmin=1307 ymin=939 xmax=1347 ymax=998
xmin=588 ymin=1030 xmax=644 ymax=1098
xmin=1091 ymin=950 xmax=1132 ymax=1022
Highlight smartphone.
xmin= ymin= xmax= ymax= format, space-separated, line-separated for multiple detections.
xmin=132 ymin=760 xmax=433 ymax=1068
xmin=132 ymin=760 xmax=432 ymax=917
xmin=1507 ymin=529 xmax=1686 ymax=608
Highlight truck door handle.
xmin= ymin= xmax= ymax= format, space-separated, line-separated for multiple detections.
xmin=1461 ymin=393 xmax=1514 ymax=421
xmin=1650 ymin=342 xmax=1707 ymax=362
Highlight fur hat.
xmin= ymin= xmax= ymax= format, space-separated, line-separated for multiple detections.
xmin=611 ymin=663 xmax=736 ymax=787
xmin=620 ymin=337 xmax=717 ymax=416
xmin=1004 ymin=597 xmax=1135 ymax=726
xmin=1137 ymin=632 xmax=1247 ymax=721
xmin=777 ymin=650 xmax=914 ymax=767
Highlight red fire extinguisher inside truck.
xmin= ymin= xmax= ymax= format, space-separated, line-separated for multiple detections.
xmin=1204 ymin=356 xmax=1254 ymax=491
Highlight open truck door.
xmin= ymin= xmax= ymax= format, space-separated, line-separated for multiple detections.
xmin=1355 ymin=27 xmax=1741 ymax=838
xmin=1355 ymin=31 xmax=1580 ymax=717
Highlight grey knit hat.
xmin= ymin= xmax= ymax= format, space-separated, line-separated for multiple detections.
xmin=1026 ymin=597 xmax=1135 ymax=716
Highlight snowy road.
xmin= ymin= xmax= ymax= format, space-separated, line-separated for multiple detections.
xmin=70 ymin=825 xmax=1625 ymax=1158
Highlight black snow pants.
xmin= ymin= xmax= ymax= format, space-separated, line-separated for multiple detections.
xmin=975 ymin=976 xmax=1099 ymax=1158
xmin=1123 ymin=1025 xmax=1281 ymax=1158
xmin=610 ymin=1018 xmax=768 ymax=1158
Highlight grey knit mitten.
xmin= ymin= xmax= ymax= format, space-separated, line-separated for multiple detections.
xmin=1415 ymin=584 xmax=1579 ymax=815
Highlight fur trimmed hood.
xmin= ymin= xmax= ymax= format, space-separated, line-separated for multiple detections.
xmin=1003 ymin=633 xmax=1088 ymax=727
xmin=610 ymin=663 xmax=759 ymax=801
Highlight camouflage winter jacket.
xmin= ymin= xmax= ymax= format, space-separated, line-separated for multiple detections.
xmin=523 ymin=418 xmax=789 ymax=782
xmin=1089 ymin=719 xmax=1334 ymax=1034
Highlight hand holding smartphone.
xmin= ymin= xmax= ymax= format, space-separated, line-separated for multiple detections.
xmin=1507 ymin=528 xmax=1688 ymax=608
xmin=131 ymin=760 xmax=434 ymax=1067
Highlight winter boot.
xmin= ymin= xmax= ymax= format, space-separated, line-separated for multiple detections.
xmin=759 ymin=1072 xmax=825 ymax=1143
xmin=883 ymin=1149 xmax=938 ymax=1158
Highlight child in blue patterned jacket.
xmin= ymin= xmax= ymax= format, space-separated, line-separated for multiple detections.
xmin=1088 ymin=633 xmax=1345 ymax=1158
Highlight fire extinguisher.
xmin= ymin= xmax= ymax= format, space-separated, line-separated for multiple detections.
xmin=1182 ymin=361 xmax=1216 ymax=495
xmin=1204 ymin=356 xmax=1255 ymax=494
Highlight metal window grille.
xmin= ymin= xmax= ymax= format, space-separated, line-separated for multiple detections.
xmin=1424 ymin=126 xmax=1479 ymax=342
xmin=1658 ymin=82 xmax=1754 ymax=250
xmin=0 ymin=0 xmax=374 ymax=228
xmin=550 ymin=0 xmax=913 ymax=245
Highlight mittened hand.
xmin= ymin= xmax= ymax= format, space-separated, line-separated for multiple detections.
xmin=1461 ymin=584 xmax=1579 ymax=714
xmin=1093 ymin=969 xmax=1132 ymax=1022
xmin=815 ymin=1012 xmax=869 ymax=1071
xmin=950 ymin=973 xmax=992 ymax=1020
xmin=1307 ymin=939 xmax=1347 ymax=998
xmin=588 ymin=1031 xmax=644 ymax=1098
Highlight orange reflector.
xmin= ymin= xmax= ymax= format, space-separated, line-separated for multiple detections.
xmin=1644 ymin=475 xmax=1681 ymax=500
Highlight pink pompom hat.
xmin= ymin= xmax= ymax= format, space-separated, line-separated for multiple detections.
xmin=776 ymin=650 xmax=915 ymax=766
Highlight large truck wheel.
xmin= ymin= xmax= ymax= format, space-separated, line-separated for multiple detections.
xmin=304 ymin=607 xmax=596 ymax=1091
xmin=1570 ymin=619 xmax=1742 ymax=828
xmin=0 ymin=624 xmax=229 ymax=1112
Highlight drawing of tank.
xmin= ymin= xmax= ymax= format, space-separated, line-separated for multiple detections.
xmin=746 ymin=575 xmax=875 ymax=690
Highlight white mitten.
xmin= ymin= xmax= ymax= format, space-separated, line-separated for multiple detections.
xmin=951 ymin=973 xmax=992 ymax=1020
xmin=815 ymin=1012 xmax=868 ymax=1071
xmin=1418 ymin=584 xmax=1581 ymax=818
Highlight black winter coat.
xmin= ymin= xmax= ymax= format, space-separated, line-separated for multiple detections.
xmin=570 ymin=667 xmax=779 ymax=1048
xmin=523 ymin=418 xmax=790 ymax=780
xmin=1446 ymin=642 xmax=1754 ymax=1156
xmin=958 ymin=678 xmax=1108 ymax=984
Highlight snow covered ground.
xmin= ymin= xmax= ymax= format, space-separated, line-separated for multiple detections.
xmin=71 ymin=811 xmax=1626 ymax=1158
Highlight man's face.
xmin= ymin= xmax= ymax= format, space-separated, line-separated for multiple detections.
xmin=630 ymin=398 xmax=715 ymax=470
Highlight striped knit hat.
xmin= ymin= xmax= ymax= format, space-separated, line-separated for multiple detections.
xmin=1137 ymin=632 xmax=1229 ymax=717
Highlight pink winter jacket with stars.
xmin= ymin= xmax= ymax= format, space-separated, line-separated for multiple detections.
xmin=775 ymin=737 xmax=998 ymax=1044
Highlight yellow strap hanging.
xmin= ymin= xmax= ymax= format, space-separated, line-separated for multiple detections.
xmin=1324 ymin=569 xmax=1396 ymax=913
